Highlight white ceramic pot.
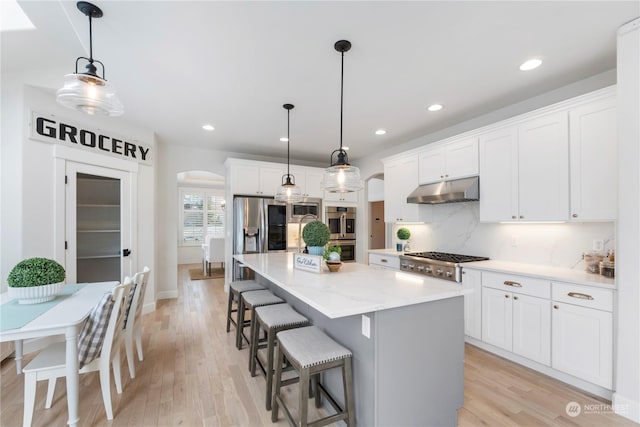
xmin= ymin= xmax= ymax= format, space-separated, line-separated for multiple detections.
xmin=8 ymin=282 xmax=66 ymax=304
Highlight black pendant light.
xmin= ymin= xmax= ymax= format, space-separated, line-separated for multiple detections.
xmin=56 ymin=1 xmax=123 ymax=116
xmin=275 ymin=104 xmax=303 ymax=202
xmin=322 ymin=40 xmax=363 ymax=193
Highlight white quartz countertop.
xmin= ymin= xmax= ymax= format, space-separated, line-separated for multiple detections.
xmin=235 ymin=252 xmax=471 ymax=319
xmin=367 ymin=249 xmax=404 ymax=257
xmin=462 ymin=260 xmax=616 ymax=289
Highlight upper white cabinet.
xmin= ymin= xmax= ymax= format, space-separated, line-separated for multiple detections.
xmin=418 ymin=137 xmax=478 ymax=184
xmin=324 ymin=190 xmax=358 ymax=204
xmin=383 ymin=154 xmax=421 ymax=222
xmin=231 ymin=163 xmax=286 ymax=196
xmin=290 ymin=167 xmax=325 ymax=199
xmin=480 ymin=112 xmax=569 ymax=222
xmin=569 ymin=97 xmax=617 ymax=221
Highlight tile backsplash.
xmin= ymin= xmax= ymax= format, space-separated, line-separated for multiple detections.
xmin=391 ymin=202 xmax=615 ymax=270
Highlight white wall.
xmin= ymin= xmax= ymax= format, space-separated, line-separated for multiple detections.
xmin=0 ymin=72 xmax=156 ymax=311
xmin=367 ymin=178 xmax=384 ymax=202
xmin=614 ymin=17 xmax=640 ymax=423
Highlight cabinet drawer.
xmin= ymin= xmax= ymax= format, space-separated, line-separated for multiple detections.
xmin=482 ymin=271 xmax=550 ymax=299
xmin=369 ymin=253 xmax=400 ymax=270
xmin=552 ymin=282 xmax=613 ymax=312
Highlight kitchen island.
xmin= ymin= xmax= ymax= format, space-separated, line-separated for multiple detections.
xmin=234 ymin=252 xmax=471 ymax=426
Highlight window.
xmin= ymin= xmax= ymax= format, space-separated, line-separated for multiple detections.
xmin=180 ymin=188 xmax=225 ymax=244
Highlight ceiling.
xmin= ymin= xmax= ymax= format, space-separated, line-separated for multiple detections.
xmin=3 ymin=1 xmax=638 ymax=163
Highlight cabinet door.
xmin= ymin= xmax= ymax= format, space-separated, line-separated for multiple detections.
xmin=552 ymin=302 xmax=612 ymax=389
xmin=324 ymin=191 xmax=358 ymax=204
xmin=304 ymin=170 xmax=325 ymax=198
xmin=512 ymin=294 xmax=551 ymax=365
xmin=518 ymin=112 xmax=569 ymax=221
xmin=445 ymin=137 xmax=479 ymax=180
xmin=481 ymin=287 xmax=512 ymax=351
xmin=418 ymin=148 xmax=445 ymax=184
xmin=232 ymin=164 xmax=261 ymax=195
xmin=259 ymin=167 xmax=286 ymax=196
xmin=479 ymin=127 xmax=518 ymax=222
xmin=569 ymin=97 xmax=617 ymax=221
xmin=462 ymin=269 xmax=482 ymax=340
xmin=384 ymin=156 xmax=420 ymax=222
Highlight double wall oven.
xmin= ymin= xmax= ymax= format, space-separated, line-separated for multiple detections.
xmin=325 ymin=206 xmax=356 ymax=262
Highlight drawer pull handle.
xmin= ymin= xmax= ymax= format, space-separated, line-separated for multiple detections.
xmin=381 ymin=259 xmax=388 ymax=263
xmin=568 ymin=292 xmax=594 ymax=300
xmin=503 ymin=281 xmax=522 ymax=287
xmin=553 ymin=304 xmax=559 ymax=309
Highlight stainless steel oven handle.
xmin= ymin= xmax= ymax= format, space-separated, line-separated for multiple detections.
xmin=341 ymin=213 xmax=346 ymax=238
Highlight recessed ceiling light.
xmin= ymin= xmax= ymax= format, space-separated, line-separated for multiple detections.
xmin=427 ymin=104 xmax=443 ymax=112
xmin=519 ymin=58 xmax=542 ymax=71
xmin=202 ymin=124 xmax=215 ymax=131
xmin=343 ymin=146 xmax=350 ymax=151
xmin=280 ymin=137 xmax=289 ymax=142
xmin=375 ymin=129 xmax=387 ymax=135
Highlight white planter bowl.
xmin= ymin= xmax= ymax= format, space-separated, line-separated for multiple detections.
xmin=8 ymin=282 xmax=66 ymax=304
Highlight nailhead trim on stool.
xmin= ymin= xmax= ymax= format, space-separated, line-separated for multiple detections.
xmin=250 ymin=304 xmax=310 ymax=410
xmin=272 ymin=326 xmax=355 ymax=427
xmin=236 ymin=290 xmax=284 ymax=349
xmin=226 ymin=280 xmax=264 ymax=335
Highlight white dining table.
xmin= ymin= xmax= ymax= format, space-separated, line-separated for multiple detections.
xmin=0 ymin=281 xmax=118 ymax=427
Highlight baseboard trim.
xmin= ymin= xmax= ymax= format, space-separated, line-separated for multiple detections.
xmin=142 ymin=301 xmax=156 ymax=315
xmin=156 ymin=290 xmax=178 ymax=299
xmin=612 ymin=392 xmax=640 ymax=423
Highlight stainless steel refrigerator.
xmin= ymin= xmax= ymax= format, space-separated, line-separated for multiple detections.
xmin=232 ymin=196 xmax=287 ymax=280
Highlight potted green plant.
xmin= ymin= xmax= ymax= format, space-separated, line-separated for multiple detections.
xmin=396 ymin=227 xmax=411 ymax=252
xmin=302 ymin=220 xmax=330 ymax=256
xmin=7 ymin=257 xmax=66 ymax=304
xmin=323 ymin=245 xmax=343 ymax=272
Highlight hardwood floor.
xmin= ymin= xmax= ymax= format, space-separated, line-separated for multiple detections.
xmin=1 ymin=264 xmax=636 ymax=427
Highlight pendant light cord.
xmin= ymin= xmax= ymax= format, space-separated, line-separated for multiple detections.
xmin=287 ymin=108 xmax=291 ymax=176
xmin=88 ymin=14 xmax=94 ymax=63
xmin=339 ymin=50 xmax=344 ymax=150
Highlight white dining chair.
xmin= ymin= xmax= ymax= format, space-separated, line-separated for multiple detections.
xmin=123 ymin=266 xmax=150 ymax=379
xmin=205 ymin=236 xmax=225 ymax=275
xmin=22 ymin=279 xmax=131 ymax=426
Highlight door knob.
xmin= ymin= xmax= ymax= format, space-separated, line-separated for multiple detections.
xmin=123 ymin=249 xmax=132 ymax=257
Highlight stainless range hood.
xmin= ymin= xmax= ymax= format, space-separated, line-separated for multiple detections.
xmin=406 ymin=176 xmax=479 ymax=204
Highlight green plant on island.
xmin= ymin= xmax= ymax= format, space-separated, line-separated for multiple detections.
xmin=323 ymin=245 xmax=342 ymax=261
xmin=7 ymin=257 xmax=66 ymax=288
xmin=302 ymin=220 xmax=331 ymax=247
xmin=396 ymin=227 xmax=411 ymax=241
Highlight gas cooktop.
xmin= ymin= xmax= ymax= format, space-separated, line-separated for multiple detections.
xmin=399 ymin=251 xmax=489 ymax=282
xmin=403 ymin=251 xmax=489 ymax=263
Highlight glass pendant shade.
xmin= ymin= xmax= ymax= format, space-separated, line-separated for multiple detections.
xmin=57 ymin=73 xmax=124 ymax=116
xmin=275 ymin=175 xmax=303 ymax=202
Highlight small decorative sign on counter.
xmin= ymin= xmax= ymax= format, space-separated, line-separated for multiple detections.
xmin=293 ymin=253 xmax=323 ymax=273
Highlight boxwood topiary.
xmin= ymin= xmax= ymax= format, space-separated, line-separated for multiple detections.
xmin=7 ymin=257 xmax=66 ymax=288
xmin=302 ymin=220 xmax=331 ymax=247
xmin=396 ymin=227 xmax=411 ymax=241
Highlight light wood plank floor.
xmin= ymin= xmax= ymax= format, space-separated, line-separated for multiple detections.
xmin=1 ymin=264 xmax=636 ymax=427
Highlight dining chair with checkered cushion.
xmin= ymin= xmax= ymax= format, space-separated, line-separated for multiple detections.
xmin=22 ymin=279 xmax=131 ymax=426
xmin=123 ymin=266 xmax=150 ymax=379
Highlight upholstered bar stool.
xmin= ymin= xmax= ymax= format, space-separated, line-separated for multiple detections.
xmin=250 ymin=304 xmax=310 ymax=410
xmin=237 ymin=290 xmax=284 ymax=349
xmin=226 ymin=280 xmax=264 ymax=336
xmin=272 ymin=325 xmax=355 ymax=427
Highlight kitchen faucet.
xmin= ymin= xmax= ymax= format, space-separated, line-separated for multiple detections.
xmin=297 ymin=214 xmax=318 ymax=253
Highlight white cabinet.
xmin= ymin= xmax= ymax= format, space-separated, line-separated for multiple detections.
xmin=304 ymin=170 xmax=325 ymax=199
xmin=479 ymin=111 xmax=569 ymax=222
xmin=462 ymin=269 xmax=482 ymax=340
xmin=481 ymin=272 xmax=551 ymax=365
xmin=569 ymin=97 xmax=617 ymax=221
xmin=551 ymin=282 xmax=613 ymax=389
xmin=418 ymin=137 xmax=478 ymax=184
xmin=324 ymin=190 xmax=358 ymax=204
xmin=232 ymin=164 xmax=285 ymax=196
xmin=368 ymin=253 xmax=400 ymax=271
xmin=383 ymin=155 xmax=421 ymax=222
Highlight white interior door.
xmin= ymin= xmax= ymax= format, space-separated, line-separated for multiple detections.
xmin=65 ymin=162 xmax=133 ymax=283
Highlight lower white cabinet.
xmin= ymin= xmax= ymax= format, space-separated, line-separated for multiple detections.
xmin=368 ymin=253 xmax=400 ymax=270
xmin=551 ymin=283 xmax=613 ymax=389
xmin=462 ymin=269 xmax=482 ymax=340
xmin=482 ymin=285 xmax=551 ymax=366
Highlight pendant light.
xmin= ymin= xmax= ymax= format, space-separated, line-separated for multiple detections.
xmin=56 ymin=1 xmax=124 ymax=117
xmin=275 ymin=104 xmax=303 ymax=203
xmin=321 ymin=40 xmax=363 ymax=193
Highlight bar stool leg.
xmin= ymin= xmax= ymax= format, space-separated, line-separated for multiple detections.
xmin=226 ymin=290 xmax=235 ymax=332
xmin=299 ymin=368 xmax=310 ymax=427
xmin=236 ymin=298 xmax=245 ymax=349
xmin=344 ymin=358 xmax=355 ymax=426
xmin=313 ymin=373 xmax=321 ymax=408
xmin=271 ymin=344 xmax=284 ymax=423
xmin=265 ymin=327 xmax=276 ymax=410
xmin=249 ymin=314 xmax=260 ymax=374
